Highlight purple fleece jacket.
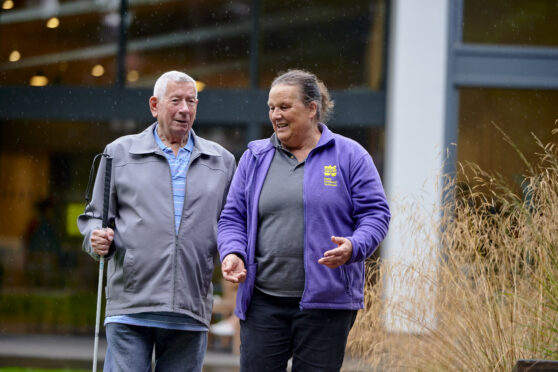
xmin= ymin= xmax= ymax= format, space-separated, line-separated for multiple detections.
xmin=218 ymin=124 xmax=390 ymax=319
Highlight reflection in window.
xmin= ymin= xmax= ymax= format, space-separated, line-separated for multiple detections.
xmin=126 ymin=0 xmax=252 ymax=89
xmin=457 ymin=88 xmax=558 ymax=191
xmin=0 ymin=118 xmax=135 ymax=294
xmin=463 ymin=0 xmax=558 ymax=47
xmin=0 ymin=0 xmax=120 ymax=86
xmin=0 ymin=0 xmax=388 ymax=334
xmin=260 ymin=0 xmax=386 ymax=90
xmin=127 ymin=0 xmax=385 ymax=90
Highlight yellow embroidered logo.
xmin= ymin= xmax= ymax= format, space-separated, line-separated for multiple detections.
xmin=324 ymin=165 xmax=337 ymax=187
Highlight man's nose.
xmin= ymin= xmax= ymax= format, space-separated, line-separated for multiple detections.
xmin=178 ymin=100 xmax=190 ymax=113
xmin=271 ymin=108 xmax=281 ymax=119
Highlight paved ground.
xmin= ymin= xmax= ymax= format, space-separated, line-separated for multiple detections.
xmin=0 ymin=334 xmax=371 ymax=371
xmin=0 ymin=333 xmax=240 ymax=371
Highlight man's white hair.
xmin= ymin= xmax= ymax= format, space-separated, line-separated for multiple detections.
xmin=153 ymin=71 xmax=198 ymax=99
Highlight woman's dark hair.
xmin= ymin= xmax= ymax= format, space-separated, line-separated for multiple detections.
xmin=271 ymin=69 xmax=334 ymax=123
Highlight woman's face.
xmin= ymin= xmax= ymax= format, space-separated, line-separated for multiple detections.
xmin=267 ymin=83 xmax=318 ymax=150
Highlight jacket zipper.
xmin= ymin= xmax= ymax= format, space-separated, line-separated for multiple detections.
xmin=298 ymin=137 xmax=334 ymax=309
xmin=170 ymin=149 xmax=200 ymax=309
xmin=299 ymin=150 xmax=314 ymax=310
xmin=161 ymin=152 xmax=177 ymax=310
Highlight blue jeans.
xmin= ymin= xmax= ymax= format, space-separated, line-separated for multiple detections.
xmin=240 ymin=289 xmax=357 ymax=372
xmin=104 ymin=323 xmax=207 ymax=372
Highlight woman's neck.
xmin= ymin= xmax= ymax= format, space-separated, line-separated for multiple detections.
xmin=282 ymin=125 xmax=321 ymax=162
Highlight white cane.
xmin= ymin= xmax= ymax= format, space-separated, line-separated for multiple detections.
xmin=93 ymin=255 xmax=105 ymax=372
xmin=93 ymin=155 xmax=112 ymax=372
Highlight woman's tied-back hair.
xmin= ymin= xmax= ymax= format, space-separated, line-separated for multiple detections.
xmin=271 ymin=69 xmax=334 ymax=123
xmin=153 ymin=71 xmax=198 ymax=99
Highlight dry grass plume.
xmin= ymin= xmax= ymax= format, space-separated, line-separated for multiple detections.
xmin=348 ymin=131 xmax=558 ymax=371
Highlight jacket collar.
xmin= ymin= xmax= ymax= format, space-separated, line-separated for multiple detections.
xmin=129 ymin=122 xmax=221 ymax=157
xmin=316 ymin=123 xmax=335 ymax=148
xmin=248 ymin=123 xmax=335 ymax=156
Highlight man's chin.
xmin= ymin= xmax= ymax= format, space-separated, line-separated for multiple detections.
xmin=173 ymin=125 xmax=191 ymax=134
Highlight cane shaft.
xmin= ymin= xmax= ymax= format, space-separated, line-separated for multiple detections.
xmin=93 ymin=155 xmax=111 ymax=372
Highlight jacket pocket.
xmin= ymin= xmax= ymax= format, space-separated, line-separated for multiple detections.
xmin=123 ymin=250 xmax=137 ymax=292
xmin=340 ymin=265 xmax=351 ymax=294
xmin=238 ymin=262 xmax=257 ymax=317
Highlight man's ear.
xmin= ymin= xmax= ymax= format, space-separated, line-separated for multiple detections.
xmin=149 ymin=96 xmax=158 ymax=118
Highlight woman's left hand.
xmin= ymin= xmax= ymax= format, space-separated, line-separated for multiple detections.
xmin=318 ymin=236 xmax=353 ymax=269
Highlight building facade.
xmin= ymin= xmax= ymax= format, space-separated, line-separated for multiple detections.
xmin=0 ymin=0 xmax=557 ymax=333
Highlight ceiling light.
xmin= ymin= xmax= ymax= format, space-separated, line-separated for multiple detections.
xmin=30 ymin=75 xmax=48 ymax=86
xmin=9 ymin=50 xmax=21 ymax=62
xmin=91 ymin=64 xmax=105 ymax=77
xmin=195 ymin=80 xmax=206 ymax=92
xmin=2 ymin=0 xmax=14 ymax=10
xmin=46 ymin=17 xmax=60 ymax=29
xmin=127 ymin=70 xmax=139 ymax=82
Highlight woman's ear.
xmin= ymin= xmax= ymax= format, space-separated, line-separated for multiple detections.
xmin=308 ymin=101 xmax=318 ymax=120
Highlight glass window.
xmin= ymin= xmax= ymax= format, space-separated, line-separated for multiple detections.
xmin=457 ymin=88 xmax=558 ymax=190
xmin=0 ymin=0 xmax=388 ymax=335
xmin=260 ymin=0 xmax=386 ymax=90
xmin=463 ymin=0 xmax=558 ymax=47
xmin=0 ymin=117 xmax=137 ymax=289
xmin=193 ymin=125 xmax=247 ymax=159
xmin=0 ymin=0 xmax=120 ymax=86
xmin=332 ymin=126 xmax=385 ymax=175
xmin=126 ymin=0 xmax=251 ymax=89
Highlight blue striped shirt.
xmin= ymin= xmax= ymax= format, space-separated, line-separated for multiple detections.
xmin=104 ymin=126 xmax=206 ymax=332
xmin=154 ymin=125 xmax=194 ymax=234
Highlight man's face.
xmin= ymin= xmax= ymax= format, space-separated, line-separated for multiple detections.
xmin=149 ymin=80 xmax=198 ymax=140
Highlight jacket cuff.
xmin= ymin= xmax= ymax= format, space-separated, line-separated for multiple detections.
xmin=346 ymin=237 xmax=362 ymax=264
xmin=220 ymin=249 xmax=247 ymax=264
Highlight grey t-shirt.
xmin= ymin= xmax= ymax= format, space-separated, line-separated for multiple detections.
xmin=255 ymin=136 xmax=305 ymax=297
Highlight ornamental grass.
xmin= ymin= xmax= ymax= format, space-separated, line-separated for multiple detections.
xmin=348 ymin=129 xmax=558 ymax=371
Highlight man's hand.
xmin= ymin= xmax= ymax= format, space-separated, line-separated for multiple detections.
xmin=222 ymin=254 xmax=247 ymax=283
xmin=318 ymin=236 xmax=353 ymax=269
xmin=91 ymin=228 xmax=114 ymax=256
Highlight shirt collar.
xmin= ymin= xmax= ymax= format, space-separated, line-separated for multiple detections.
xmin=270 ymin=133 xmax=282 ymax=149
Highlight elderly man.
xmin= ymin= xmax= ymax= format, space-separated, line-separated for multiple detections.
xmin=78 ymin=71 xmax=236 ymax=371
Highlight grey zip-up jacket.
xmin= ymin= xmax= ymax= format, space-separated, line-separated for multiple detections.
xmin=78 ymin=123 xmax=236 ymax=327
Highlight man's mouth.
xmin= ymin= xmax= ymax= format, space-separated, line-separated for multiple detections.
xmin=276 ymin=123 xmax=288 ymax=129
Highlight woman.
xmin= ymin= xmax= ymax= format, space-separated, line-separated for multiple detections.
xmin=218 ymin=69 xmax=390 ymax=371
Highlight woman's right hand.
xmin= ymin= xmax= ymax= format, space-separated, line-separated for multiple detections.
xmin=222 ymin=254 xmax=247 ymax=283
xmin=91 ymin=228 xmax=114 ymax=256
